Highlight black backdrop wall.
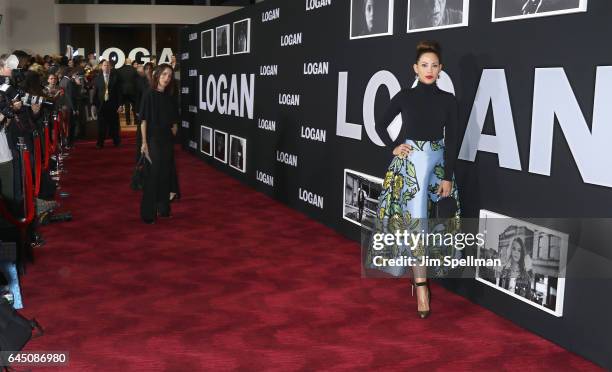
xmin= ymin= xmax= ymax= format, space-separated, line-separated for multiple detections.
xmin=179 ymin=1 xmax=612 ymax=368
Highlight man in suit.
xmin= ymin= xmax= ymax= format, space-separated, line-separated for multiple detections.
xmin=116 ymin=58 xmax=138 ymax=126
xmin=93 ymin=59 xmax=124 ymax=148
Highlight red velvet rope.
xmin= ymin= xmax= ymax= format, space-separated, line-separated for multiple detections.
xmin=34 ymin=136 xmax=42 ymax=197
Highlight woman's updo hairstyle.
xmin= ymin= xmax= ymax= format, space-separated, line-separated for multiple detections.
xmin=415 ymin=40 xmax=442 ymax=63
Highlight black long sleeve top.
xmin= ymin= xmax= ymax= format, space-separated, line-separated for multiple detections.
xmin=139 ymin=89 xmax=179 ymax=144
xmin=374 ymin=82 xmax=459 ymax=181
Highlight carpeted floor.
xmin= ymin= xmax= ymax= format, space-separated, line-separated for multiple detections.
xmin=16 ymin=136 xmax=602 ymax=371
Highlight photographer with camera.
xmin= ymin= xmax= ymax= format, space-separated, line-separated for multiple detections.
xmin=71 ymin=60 xmax=89 ymax=141
xmin=0 ymin=54 xmax=21 ymax=206
xmin=6 ymin=74 xmax=43 ymax=207
xmin=57 ymin=65 xmax=79 ymax=148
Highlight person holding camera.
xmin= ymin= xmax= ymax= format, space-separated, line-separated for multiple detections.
xmin=57 ymin=65 xmax=78 ymax=148
xmin=70 ymin=64 xmax=88 ymax=141
xmin=0 ymin=54 xmax=42 ymax=208
xmin=0 ymin=54 xmax=19 ymax=204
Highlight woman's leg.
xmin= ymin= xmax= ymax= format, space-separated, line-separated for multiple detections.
xmin=170 ymin=156 xmax=180 ymax=200
xmin=155 ymin=142 xmax=173 ymax=217
xmin=403 ymin=145 xmax=439 ymax=313
xmin=140 ymin=141 xmax=162 ymax=222
xmin=135 ymin=123 xmax=142 ymax=163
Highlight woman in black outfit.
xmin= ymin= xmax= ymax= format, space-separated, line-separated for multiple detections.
xmin=135 ymin=62 xmax=152 ymax=162
xmin=372 ymin=40 xmax=461 ymax=318
xmin=139 ymin=64 xmax=179 ymax=224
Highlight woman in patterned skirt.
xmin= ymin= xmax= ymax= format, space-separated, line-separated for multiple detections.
xmin=372 ymin=40 xmax=461 ymax=318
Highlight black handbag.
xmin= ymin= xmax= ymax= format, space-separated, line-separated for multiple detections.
xmin=130 ymin=154 xmax=148 ymax=191
xmin=0 ymin=298 xmax=43 ymax=355
xmin=432 ymin=196 xmax=458 ymax=219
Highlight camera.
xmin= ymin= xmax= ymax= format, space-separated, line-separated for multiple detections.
xmin=10 ymin=68 xmax=25 ymax=87
xmin=74 ymin=74 xmax=85 ymax=85
xmin=0 ymin=80 xmax=53 ymax=109
xmin=0 ymin=101 xmax=15 ymax=121
xmin=20 ymin=92 xmax=53 ymax=107
xmin=0 ymin=81 xmax=18 ymax=121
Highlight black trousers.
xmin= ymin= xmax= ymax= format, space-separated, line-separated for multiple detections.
xmin=124 ymin=95 xmax=136 ymax=125
xmin=76 ymin=101 xmax=87 ymax=139
xmin=97 ymin=103 xmax=120 ymax=146
xmin=135 ymin=116 xmax=143 ymax=162
xmin=170 ymin=155 xmax=180 ymax=197
xmin=68 ymin=110 xmax=77 ymax=146
xmin=140 ymin=140 xmax=173 ymax=221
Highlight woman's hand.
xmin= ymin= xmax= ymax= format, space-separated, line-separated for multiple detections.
xmin=171 ymin=124 xmax=178 ymax=136
xmin=141 ymin=142 xmax=149 ymax=156
xmin=437 ymin=180 xmax=452 ymax=197
xmin=393 ymin=144 xmax=412 ymax=158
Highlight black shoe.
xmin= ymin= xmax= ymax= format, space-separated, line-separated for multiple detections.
xmin=413 ymin=280 xmax=431 ymax=319
xmin=96 ymin=144 xmax=103 ymax=149
xmin=142 ymin=218 xmax=155 ymax=224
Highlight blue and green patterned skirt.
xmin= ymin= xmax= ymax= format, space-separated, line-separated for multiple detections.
xmin=366 ymin=139 xmax=461 ymax=277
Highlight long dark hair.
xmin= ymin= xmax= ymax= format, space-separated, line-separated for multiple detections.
xmin=509 ymin=236 xmax=528 ymax=271
xmin=22 ymin=70 xmax=44 ymax=96
xmin=151 ymin=63 xmax=175 ymax=94
xmin=143 ymin=62 xmax=154 ymax=86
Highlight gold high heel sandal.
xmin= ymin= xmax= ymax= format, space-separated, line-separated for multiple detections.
xmin=411 ymin=280 xmax=431 ymax=319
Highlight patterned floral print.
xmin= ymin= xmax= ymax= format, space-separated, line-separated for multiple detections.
xmin=367 ymin=139 xmax=461 ymax=277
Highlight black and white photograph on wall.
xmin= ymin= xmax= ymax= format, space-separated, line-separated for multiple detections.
xmin=350 ymin=0 xmax=394 ymax=39
xmin=476 ymin=210 xmax=568 ymax=317
xmin=201 ymin=29 xmax=213 ymax=58
xmin=343 ymin=169 xmax=383 ymax=229
xmin=232 ymin=19 xmax=250 ymax=55
xmin=493 ymin=0 xmax=587 ymax=22
xmin=215 ymin=24 xmax=230 ymax=56
xmin=408 ymin=0 xmax=469 ymax=32
xmin=214 ymin=130 xmax=228 ymax=163
xmin=200 ymin=125 xmax=212 ymax=156
xmin=229 ymin=135 xmax=246 ymax=173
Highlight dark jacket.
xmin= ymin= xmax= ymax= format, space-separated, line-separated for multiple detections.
xmin=92 ymin=70 xmax=124 ymax=110
xmin=116 ymin=64 xmax=138 ymax=98
xmin=135 ymin=75 xmax=150 ymax=115
xmin=58 ymin=75 xmax=77 ymax=111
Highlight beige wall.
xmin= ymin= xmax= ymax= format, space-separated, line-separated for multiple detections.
xmin=0 ymin=0 xmax=8 ymax=52
xmin=0 ymin=0 xmax=240 ymax=56
xmin=55 ymin=4 xmax=240 ymax=25
xmin=1 ymin=0 xmax=58 ymax=55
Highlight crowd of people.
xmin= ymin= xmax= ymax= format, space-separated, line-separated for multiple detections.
xmin=0 ymin=49 xmax=182 ymax=307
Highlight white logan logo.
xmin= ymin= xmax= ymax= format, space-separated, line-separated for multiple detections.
xmin=299 ymin=188 xmax=324 ymax=209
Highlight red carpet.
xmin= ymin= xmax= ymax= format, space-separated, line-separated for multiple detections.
xmin=16 ymin=136 xmax=601 ymax=371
